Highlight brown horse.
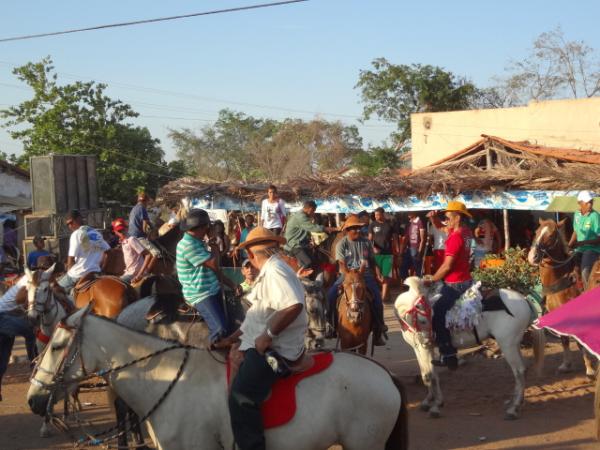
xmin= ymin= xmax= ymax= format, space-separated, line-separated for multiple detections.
xmin=337 ymin=270 xmax=372 ymax=355
xmin=73 ymin=274 xmax=137 ymax=318
xmin=528 ymin=218 xmax=595 ymax=376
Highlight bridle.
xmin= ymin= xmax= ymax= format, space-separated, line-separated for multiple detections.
xmin=342 ymin=281 xmax=367 ymax=323
xmin=30 ymin=304 xmax=193 ymax=447
xmin=29 ymin=280 xmax=60 ymax=330
xmin=397 ymin=296 xmax=433 ymax=347
xmin=533 ymin=226 xmax=574 ymax=268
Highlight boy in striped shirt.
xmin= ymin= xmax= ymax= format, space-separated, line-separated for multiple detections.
xmin=176 ymin=209 xmax=242 ymax=346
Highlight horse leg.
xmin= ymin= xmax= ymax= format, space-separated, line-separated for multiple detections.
xmin=409 ymin=336 xmax=443 ymax=418
xmin=558 ymin=335 xmax=574 ymax=373
xmin=128 ymin=408 xmax=150 ymax=449
xmin=114 ymin=396 xmax=130 ymax=450
xmin=498 ymin=337 xmax=526 ymax=420
xmin=578 ymin=342 xmax=597 ymax=378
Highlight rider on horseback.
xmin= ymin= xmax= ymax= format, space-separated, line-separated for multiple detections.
xmin=57 ymin=209 xmax=110 ymax=294
xmin=326 ymin=214 xmax=387 ymax=346
xmin=111 ymin=218 xmax=156 ymax=284
xmin=229 ymin=226 xmax=308 ymax=450
xmin=284 ymin=200 xmax=337 ymax=272
xmin=424 ymin=201 xmax=473 ymax=370
xmin=568 ymin=190 xmax=600 ymax=289
xmin=128 ymin=192 xmax=160 ymax=273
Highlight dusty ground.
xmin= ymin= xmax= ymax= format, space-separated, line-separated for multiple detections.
xmin=1 ymin=304 xmax=598 ymax=450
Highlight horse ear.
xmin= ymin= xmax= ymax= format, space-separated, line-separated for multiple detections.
xmin=314 ymin=272 xmax=324 ymax=288
xmin=41 ymin=263 xmax=56 ymax=281
xmin=557 ymin=218 xmax=568 ymax=228
xmin=539 ymin=217 xmax=544 ymax=225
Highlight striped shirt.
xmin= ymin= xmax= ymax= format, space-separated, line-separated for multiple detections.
xmin=176 ymin=233 xmax=220 ymax=304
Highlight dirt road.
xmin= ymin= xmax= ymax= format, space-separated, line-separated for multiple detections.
xmin=1 ymin=304 xmax=598 ymax=450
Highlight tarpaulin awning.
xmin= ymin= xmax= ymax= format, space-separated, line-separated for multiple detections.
xmin=545 ymin=196 xmax=600 ymax=213
xmin=188 ymin=190 xmax=580 ymax=214
xmin=536 ymin=286 xmax=600 ymax=359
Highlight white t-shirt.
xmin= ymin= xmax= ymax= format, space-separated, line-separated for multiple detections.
xmin=68 ymin=226 xmax=110 ymax=279
xmin=0 ymin=275 xmax=27 ymax=313
xmin=261 ymin=198 xmax=286 ymax=230
xmin=240 ymin=255 xmax=307 ymax=361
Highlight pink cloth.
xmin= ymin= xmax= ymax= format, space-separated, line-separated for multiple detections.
xmin=536 ymin=286 xmax=600 ymax=358
xmin=122 ymin=236 xmax=146 ymax=277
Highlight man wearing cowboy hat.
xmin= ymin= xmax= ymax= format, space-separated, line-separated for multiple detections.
xmin=424 ymin=201 xmax=473 ymax=370
xmin=568 ymin=191 xmax=600 ymax=289
xmin=326 ymin=214 xmax=387 ymax=346
xmin=176 ymin=209 xmax=242 ymax=346
xmin=229 ymin=226 xmax=307 ymax=450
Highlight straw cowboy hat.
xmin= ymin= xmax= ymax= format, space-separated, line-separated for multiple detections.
xmin=238 ymin=226 xmax=286 ymax=251
xmin=342 ymin=214 xmax=367 ymax=231
xmin=445 ymin=201 xmax=472 ymax=218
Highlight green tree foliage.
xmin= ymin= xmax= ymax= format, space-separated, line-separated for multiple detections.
xmin=352 ymin=146 xmax=401 ymax=177
xmin=169 ymin=109 xmax=362 ymax=182
xmin=355 ymin=59 xmax=479 ymax=146
xmin=0 ymin=57 xmax=176 ymax=204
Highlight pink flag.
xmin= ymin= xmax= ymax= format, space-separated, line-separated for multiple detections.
xmin=536 ymin=286 xmax=600 ymax=358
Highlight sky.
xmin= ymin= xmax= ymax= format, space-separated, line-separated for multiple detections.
xmin=1 ymin=0 xmax=599 ymax=162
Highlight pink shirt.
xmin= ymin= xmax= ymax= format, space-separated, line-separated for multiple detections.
xmin=122 ymin=237 xmax=146 ymax=277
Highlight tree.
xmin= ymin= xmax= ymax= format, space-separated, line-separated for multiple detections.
xmin=496 ymin=27 xmax=600 ymax=104
xmin=169 ymin=110 xmax=363 ymax=182
xmin=352 ymin=146 xmax=401 ymax=177
xmin=355 ymin=59 xmax=479 ymax=146
xmin=0 ymin=57 xmax=176 ymax=204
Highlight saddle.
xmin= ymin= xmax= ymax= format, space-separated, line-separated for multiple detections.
xmin=145 ymin=298 xmax=200 ymax=324
xmin=227 ymin=351 xmax=334 ymax=429
xmin=73 ymin=272 xmax=102 ymax=295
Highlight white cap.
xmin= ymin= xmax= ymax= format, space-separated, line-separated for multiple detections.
xmin=577 ymin=191 xmax=594 ymax=203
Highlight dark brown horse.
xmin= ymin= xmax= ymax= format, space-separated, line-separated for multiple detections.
xmin=337 ymin=270 xmax=372 ymax=355
xmin=528 ymin=218 xmax=595 ymax=376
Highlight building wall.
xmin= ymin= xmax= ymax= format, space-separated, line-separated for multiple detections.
xmin=0 ymin=170 xmax=31 ymax=199
xmin=411 ymin=97 xmax=600 ymax=169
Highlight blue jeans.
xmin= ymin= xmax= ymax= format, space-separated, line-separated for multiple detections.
xmin=433 ymin=280 xmax=472 ymax=357
xmin=401 ymin=247 xmax=422 ymax=278
xmin=326 ymin=273 xmax=384 ymax=328
xmin=0 ymin=312 xmax=37 ymax=386
xmin=57 ymin=273 xmax=79 ymax=292
xmin=192 ymin=290 xmax=229 ymax=343
xmin=578 ymin=250 xmax=600 ymax=290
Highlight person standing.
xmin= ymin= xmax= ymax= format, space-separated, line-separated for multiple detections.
xmin=128 ymin=192 xmax=161 ymax=269
xmin=229 ymin=227 xmax=307 ymax=450
xmin=368 ymin=207 xmax=398 ymax=303
xmin=426 ymin=211 xmax=448 ymax=273
xmin=284 ymin=200 xmax=336 ymax=271
xmin=111 ymin=218 xmax=155 ymax=283
xmin=401 ymin=213 xmax=426 ymax=277
xmin=424 ymin=201 xmax=473 ymax=370
xmin=569 ymin=191 xmax=600 ymax=289
xmin=473 ymin=215 xmax=502 ymax=268
xmin=57 ymin=210 xmax=110 ymax=294
xmin=260 ymin=185 xmax=286 ymax=235
xmin=326 ymin=215 xmax=387 ymax=346
xmin=176 ymin=209 xmax=242 ymax=347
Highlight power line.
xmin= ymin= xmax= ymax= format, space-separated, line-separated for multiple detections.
xmin=0 ymin=1 xmax=309 ymax=43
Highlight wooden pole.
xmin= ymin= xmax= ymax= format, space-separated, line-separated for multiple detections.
xmin=486 ymin=148 xmax=493 ymax=170
xmin=503 ymin=209 xmax=510 ymax=251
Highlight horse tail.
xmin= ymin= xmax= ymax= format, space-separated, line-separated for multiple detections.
xmin=531 ymin=327 xmax=545 ymax=377
xmin=594 ymin=375 xmax=600 ymax=441
xmin=386 ymin=374 xmax=409 ymax=450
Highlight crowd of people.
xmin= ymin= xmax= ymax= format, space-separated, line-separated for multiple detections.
xmin=3 ymin=186 xmax=600 ymax=449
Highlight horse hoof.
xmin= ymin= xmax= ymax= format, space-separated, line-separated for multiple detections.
xmin=429 ymin=409 xmax=441 ymax=419
xmin=40 ymin=425 xmax=51 ymax=438
xmin=557 ymin=364 xmax=573 ymax=374
xmin=504 ymin=411 xmax=519 ymax=420
xmin=420 ymin=402 xmax=431 ymax=412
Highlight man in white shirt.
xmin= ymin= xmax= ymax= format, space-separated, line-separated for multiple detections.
xmin=228 ymin=227 xmax=307 ymax=450
xmin=260 ymin=185 xmax=286 ymax=235
xmin=57 ymin=210 xmax=110 ymax=293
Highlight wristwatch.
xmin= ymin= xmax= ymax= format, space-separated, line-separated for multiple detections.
xmin=266 ymin=328 xmax=278 ymax=339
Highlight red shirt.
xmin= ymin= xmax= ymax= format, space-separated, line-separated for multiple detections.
xmin=444 ymin=227 xmax=472 ymax=283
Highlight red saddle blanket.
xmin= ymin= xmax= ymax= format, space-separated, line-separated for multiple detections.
xmin=227 ymin=352 xmax=334 ymax=429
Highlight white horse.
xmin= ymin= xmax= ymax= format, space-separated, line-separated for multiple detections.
xmin=28 ymin=308 xmax=408 ymax=450
xmin=394 ymin=277 xmax=545 ymax=420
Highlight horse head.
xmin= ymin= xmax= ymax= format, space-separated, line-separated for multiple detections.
xmin=394 ymin=276 xmax=434 ymax=347
xmin=28 ymin=306 xmax=90 ymax=416
xmin=528 ymin=218 xmax=568 ymax=266
xmin=25 ymin=265 xmax=56 ymax=325
xmin=301 ymin=273 xmax=327 ymax=349
xmin=341 ymin=270 xmax=368 ymax=324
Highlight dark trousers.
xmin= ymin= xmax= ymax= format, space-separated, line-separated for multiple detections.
xmin=290 ymin=246 xmax=314 ymax=270
xmin=229 ymin=349 xmax=278 ymax=450
xmin=432 ymin=281 xmax=472 ymax=356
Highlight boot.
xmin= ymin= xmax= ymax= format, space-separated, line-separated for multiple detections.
xmin=370 ymin=301 xmax=388 ymax=346
xmin=372 ymin=326 xmax=386 ymax=346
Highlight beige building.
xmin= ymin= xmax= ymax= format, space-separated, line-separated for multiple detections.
xmin=410 ymin=97 xmax=600 ymax=169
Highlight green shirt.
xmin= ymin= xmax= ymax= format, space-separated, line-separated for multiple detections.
xmin=574 ymin=210 xmax=600 ymax=253
xmin=284 ymin=211 xmax=324 ymax=251
xmin=176 ymin=233 xmax=220 ymax=304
